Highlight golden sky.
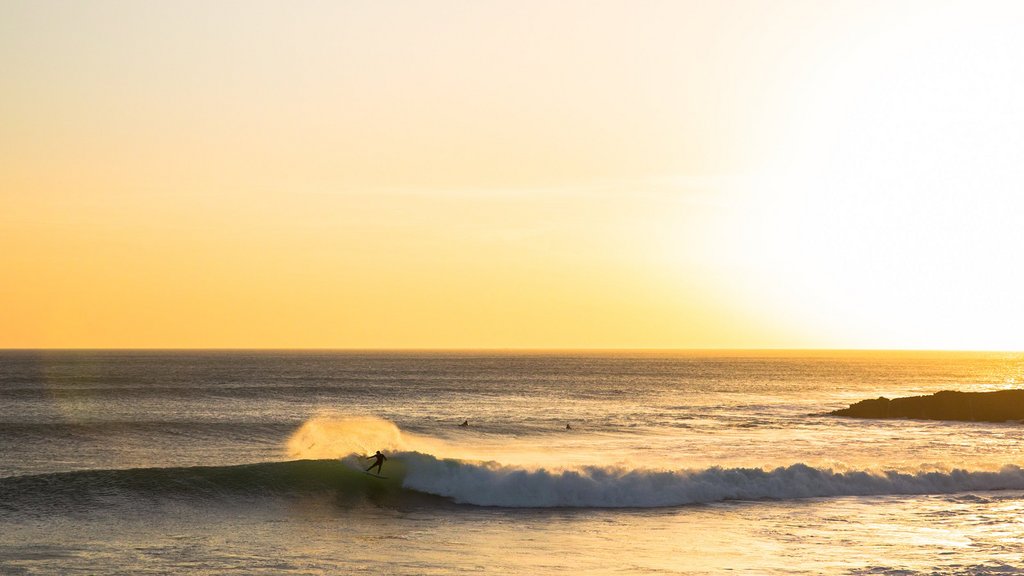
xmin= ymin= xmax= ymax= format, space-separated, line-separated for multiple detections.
xmin=2 ymin=0 xmax=1023 ymax=349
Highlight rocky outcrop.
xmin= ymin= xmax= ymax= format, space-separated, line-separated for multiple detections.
xmin=829 ymin=390 xmax=1024 ymax=422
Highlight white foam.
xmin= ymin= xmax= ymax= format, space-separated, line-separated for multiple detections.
xmin=399 ymin=453 xmax=1024 ymax=508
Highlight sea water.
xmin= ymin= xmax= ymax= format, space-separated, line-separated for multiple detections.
xmin=2 ymin=350 xmax=1024 ymax=574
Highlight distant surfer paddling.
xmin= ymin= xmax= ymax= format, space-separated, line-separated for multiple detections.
xmin=365 ymin=450 xmax=387 ymax=475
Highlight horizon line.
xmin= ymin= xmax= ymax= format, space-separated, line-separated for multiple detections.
xmin=1 ymin=347 xmax=1021 ymax=354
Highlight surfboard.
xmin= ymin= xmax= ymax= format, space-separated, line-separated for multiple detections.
xmin=363 ymin=471 xmax=388 ymax=479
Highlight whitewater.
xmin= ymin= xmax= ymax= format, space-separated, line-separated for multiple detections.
xmin=3 ymin=350 xmax=1024 ymax=574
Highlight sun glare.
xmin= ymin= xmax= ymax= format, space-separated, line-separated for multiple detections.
xmin=712 ymin=3 xmax=1024 ymax=350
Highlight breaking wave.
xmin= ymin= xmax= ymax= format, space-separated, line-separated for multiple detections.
xmin=5 ymin=455 xmax=1024 ymax=513
xmin=401 ymin=454 xmax=1024 ymax=507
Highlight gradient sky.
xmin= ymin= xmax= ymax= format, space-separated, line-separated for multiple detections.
xmin=3 ymin=0 xmax=1023 ymax=349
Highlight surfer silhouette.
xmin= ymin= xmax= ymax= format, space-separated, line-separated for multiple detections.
xmin=459 ymin=420 xmax=468 ymax=427
xmin=365 ymin=450 xmax=387 ymax=475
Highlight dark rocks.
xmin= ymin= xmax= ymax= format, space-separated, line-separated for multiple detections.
xmin=829 ymin=390 xmax=1024 ymax=422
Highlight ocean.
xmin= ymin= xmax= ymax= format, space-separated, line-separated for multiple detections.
xmin=2 ymin=350 xmax=1024 ymax=575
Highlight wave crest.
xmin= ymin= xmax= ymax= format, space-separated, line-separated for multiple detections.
xmin=401 ymin=454 xmax=1024 ymax=507
xmin=4 ymin=457 xmax=1024 ymax=512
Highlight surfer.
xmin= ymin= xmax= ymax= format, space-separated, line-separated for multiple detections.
xmin=566 ymin=423 xmax=572 ymax=430
xmin=458 ymin=420 xmax=468 ymax=427
xmin=365 ymin=450 xmax=387 ymax=475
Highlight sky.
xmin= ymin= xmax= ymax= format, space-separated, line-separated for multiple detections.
xmin=2 ymin=0 xmax=1024 ymax=350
